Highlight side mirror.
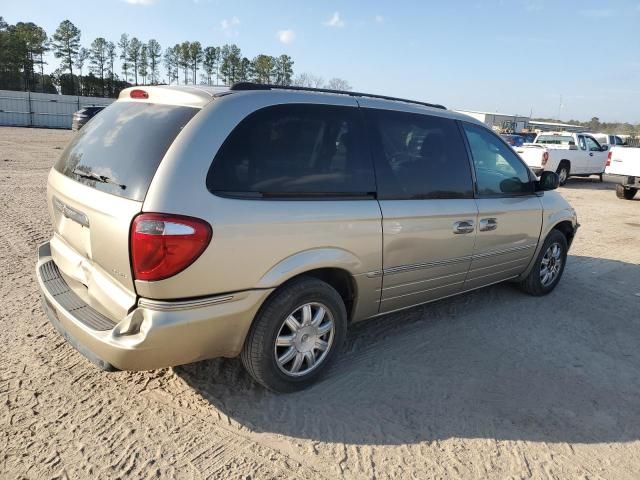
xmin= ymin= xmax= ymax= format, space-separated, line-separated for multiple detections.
xmin=537 ymin=171 xmax=559 ymax=191
xmin=601 ymin=145 xmax=609 ymax=151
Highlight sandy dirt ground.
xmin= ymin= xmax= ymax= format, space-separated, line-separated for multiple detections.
xmin=1 ymin=126 xmax=640 ymax=479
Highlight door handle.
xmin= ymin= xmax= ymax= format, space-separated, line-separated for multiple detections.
xmin=479 ymin=217 xmax=498 ymax=232
xmin=589 ymin=152 xmax=594 ymax=156
xmin=453 ymin=220 xmax=475 ymax=234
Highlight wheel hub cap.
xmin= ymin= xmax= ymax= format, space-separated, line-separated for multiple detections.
xmin=295 ymin=327 xmax=318 ymax=353
xmin=274 ymin=302 xmax=335 ymax=377
xmin=559 ymin=169 xmax=567 ymax=182
xmin=540 ymin=242 xmax=563 ymax=287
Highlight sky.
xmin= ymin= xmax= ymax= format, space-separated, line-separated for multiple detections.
xmin=2 ymin=0 xmax=640 ymax=122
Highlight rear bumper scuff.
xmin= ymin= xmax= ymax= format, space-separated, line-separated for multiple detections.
xmin=36 ymin=241 xmax=272 ymax=371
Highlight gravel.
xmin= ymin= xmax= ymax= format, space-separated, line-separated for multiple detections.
xmin=1 ymin=126 xmax=639 ymax=479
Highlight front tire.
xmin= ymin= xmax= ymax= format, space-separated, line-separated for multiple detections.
xmin=517 ymin=230 xmax=568 ymax=296
xmin=616 ymin=184 xmax=637 ymax=200
xmin=241 ymin=277 xmax=347 ymax=392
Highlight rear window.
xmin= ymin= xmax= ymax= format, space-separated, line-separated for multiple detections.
xmin=55 ymin=102 xmax=198 ymax=201
xmin=535 ymin=135 xmax=575 ymax=145
xmin=206 ymin=104 xmax=376 ymax=198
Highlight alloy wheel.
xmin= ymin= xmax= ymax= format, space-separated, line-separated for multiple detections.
xmin=274 ymin=302 xmax=335 ymax=377
xmin=540 ymin=242 xmax=563 ymax=287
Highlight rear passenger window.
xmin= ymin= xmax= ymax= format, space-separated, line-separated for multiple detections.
xmin=207 ymin=104 xmax=375 ymax=198
xmin=365 ymin=109 xmax=473 ymax=200
xmin=578 ymin=136 xmax=587 ymax=150
xmin=462 ymin=123 xmax=533 ymax=196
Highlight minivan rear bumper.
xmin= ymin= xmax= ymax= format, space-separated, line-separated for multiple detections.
xmin=36 ymin=242 xmax=272 ymax=371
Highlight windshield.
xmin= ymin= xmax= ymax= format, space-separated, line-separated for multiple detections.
xmin=535 ymin=135 xmax=575 ymax=145
xmin=55 ymin=102 xmax=198 ymax=201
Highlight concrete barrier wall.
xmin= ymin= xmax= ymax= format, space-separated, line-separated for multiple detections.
xmin=0 ymin=90 xmax=115 ymax=129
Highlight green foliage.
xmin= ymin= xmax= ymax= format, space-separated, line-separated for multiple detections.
xmin=146 ymin=39 xmax=161 ymax=84
xmin=51 ymin=20 xmax=81 ymax=92
xmin=220 ymin=44 xmax=242 ymax=84
xmin=89 ymin=37 xmax=108 ymax=95
xmin=189 ymin=41 xmax=203 ymax=84
xmin=252 ymin=54 xmax=275 ymax=83
xmin=202 ymin=46 xmax=220 ymax=85
xmin=139 ymin=44 xmax=148 ymax=84
xmin=128 ymin=37 xmax=142 ymax=85
xmin=118 ymin=33 xmax=130 ymax=82
xmin=0 ymin=16 xmax=352 ymax=99
xmin=273 ymin=55 xmax=294 ymax=86
xmin=163 ymin=46 xmax=179 ymax=85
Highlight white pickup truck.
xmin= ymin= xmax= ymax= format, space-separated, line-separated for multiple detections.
xmin=515 ymin=132 xmax=608 ymax=185
xmin=605 ymin=146 xmax=640 ymax=200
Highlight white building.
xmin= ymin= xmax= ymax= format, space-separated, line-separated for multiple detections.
xmin=454 ymin=109 xmax=530 ymax=133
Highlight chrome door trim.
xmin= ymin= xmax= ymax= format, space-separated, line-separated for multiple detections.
xmin=381 ymin=255 xmax=473 ymax=276
xmin=374 ymin=243 xmax=536 ymax=279
xmin=471 ymin=243 xmax=537 ymax=260
xmin=382 ymin=269 xmax=468 ymax=293
xmin=380 ymin=279 xmax=466 ymax=303
xmin=466 ymin=254 xmax=532 ymax=275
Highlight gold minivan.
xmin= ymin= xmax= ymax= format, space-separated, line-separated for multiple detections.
xmin=36 ymin=83 xmax=577 ymax=392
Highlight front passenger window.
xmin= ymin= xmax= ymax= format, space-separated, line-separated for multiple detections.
xmin=463 ymin=123 xmax=533 ymax=196
xmin=585 ymin=136 xmax=602 ymax=152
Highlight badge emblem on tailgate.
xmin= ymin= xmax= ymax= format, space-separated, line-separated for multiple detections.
xmin=53 ymin=197 xmax=90 ymax=228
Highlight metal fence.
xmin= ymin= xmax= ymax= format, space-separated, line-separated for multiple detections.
xmin=0 ymin=90 xmax=115 ymax=129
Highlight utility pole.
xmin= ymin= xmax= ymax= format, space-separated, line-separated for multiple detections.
xmin=557 ymin=94 xmax=563 ymax=121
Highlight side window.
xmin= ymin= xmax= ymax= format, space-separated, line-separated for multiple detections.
xmin=578 ymin=136 xmax=587 ymax=150
xmin=614 ymin=136 xmax=624 ymax=145
xmin=366 ymin=109 xmax=473 ymax=199
xmin=207 ymin=104 xmax=375 ymax=197
xmin=462 ymin=123 xmax=533 ymax=196
xmin=585 ymin=136 xmax=601 ymax=151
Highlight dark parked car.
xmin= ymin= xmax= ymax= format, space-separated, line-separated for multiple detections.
xmin=501 ymin=134 xmax=525 ymax=147
xmin=71 ymin=106 xmax=105 ymax=131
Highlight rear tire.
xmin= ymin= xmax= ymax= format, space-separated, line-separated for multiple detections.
xmin=616 ymin=184 xmax=637 ymax=200
xmin=598 ymin=173 xmax=604 ymax=182
xmin=556 ymin=162 xmax=570 ymax=186
xmin=517 ymin=229 xmax=568 ymax=296
xmin=241 ymin=277 xmax=347 ymax=393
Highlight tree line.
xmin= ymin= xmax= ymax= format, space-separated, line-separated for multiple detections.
xmin=0 ymin=17 xmax=352 ymax=98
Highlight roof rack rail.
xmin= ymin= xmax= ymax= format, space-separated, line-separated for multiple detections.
xmin=229 ymin=82 xmax=446 ymax=110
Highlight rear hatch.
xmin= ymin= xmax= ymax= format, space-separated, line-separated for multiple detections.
xmin=48 ymin=98 xmax=199 ymax=321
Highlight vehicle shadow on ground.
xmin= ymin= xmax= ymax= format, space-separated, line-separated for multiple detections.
xmin=561 ymin=177 xmax=640 ymax=200
xmin=176 ymin=255 xmax=640 ymax=445
xmin=562 ymin=176 xmax=623 ymax=190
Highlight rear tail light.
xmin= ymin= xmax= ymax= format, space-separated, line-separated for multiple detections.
xmin=542 ymin=152 xmax=549 ymax=166
xmin=131 ymin=213 xmax=212 ymax=281
xmin=130 ymin=89 xmax=149 ymax=99
xmin=606 ymin=151 xmax=612 ymax=167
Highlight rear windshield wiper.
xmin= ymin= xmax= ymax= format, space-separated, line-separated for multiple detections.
xmin=72 ymin=169 xmax=126 ymax=190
